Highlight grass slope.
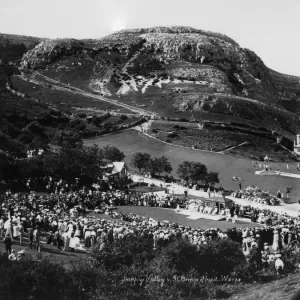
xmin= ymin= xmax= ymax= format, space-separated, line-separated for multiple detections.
xmin=11 ymin=75 xmax=133 ymax=114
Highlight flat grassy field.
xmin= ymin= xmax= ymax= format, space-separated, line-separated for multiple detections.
xmin=128 ymin=186 xmax=165 ymax=193
xmin=0 ymin=206 xmax=258 ymax=264
xmin=110 ymin=206 xmax=260 ymax=230
xmin=86 ymin=130 xmax=300 ymax=200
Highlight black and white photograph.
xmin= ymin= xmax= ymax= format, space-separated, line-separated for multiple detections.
xmin=0 ymin=0 xmax=300 ymax=299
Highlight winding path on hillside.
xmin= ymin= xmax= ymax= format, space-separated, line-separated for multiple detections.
xmin=18 ymin=71 xmax=158 ymax=117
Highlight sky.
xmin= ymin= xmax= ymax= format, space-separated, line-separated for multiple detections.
xmin=0 ymin=0 xmax=299 ymax=75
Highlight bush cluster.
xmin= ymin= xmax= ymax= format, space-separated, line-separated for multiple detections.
xmin=2 ymin=236 xmax=300 ymax=299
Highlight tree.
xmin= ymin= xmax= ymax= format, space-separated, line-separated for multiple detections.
xmin=131 ymin=152 xmax=151 ymax=173
xmin=102 ymin=145 xmax=125 ymax=162
xmin=0 ymin=152 xmax=20 ymax=186
xmin=204 ymin=171 xmax=220 ymax=187
xmin=150 ymin=156 xmax=173 ymax=176
xmin=44 ymin=142 xmax=104 ymax=184
xmin=19 ymin=156 xmax=45 ymax=179
xmin=159 ymin=156 xmax=173 ymax=175
xmin=177 ymin=161 xmax=207 ymax=183
xmin=148 ymin=158 xmax=161 ymax=175
xmin=52 ymin=130 xmax=82 ymax=148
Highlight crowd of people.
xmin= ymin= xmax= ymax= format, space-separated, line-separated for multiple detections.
xmin=231 ymin=186 xmax=281 ymax=205
xmin=1 ymin=176 xmax=300 ymax=275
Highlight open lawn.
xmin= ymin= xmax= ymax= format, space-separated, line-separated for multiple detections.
xmin=85 ymin=130 xmax=300 ymax=200
xmin=107 ymin=206 xmax=261 ymax=230
xmin=0 ymin=205 xmax=258 ymax=265
xmin=128 ymin=186 xmax=165 ymax=193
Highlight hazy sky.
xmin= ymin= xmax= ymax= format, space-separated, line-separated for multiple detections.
xmin=1 ymin=0 xmax=299 ymax=75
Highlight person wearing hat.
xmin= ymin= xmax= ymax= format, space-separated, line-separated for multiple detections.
xmin=0 ymin=216 xmax=5 ymax=239
xmin=33 ymin=226 xmax=41 ymax=253
xmin=18 ymin=221 xmax=24 ymax=246
xmin=275 ymin=254 xmax=284 ymax=276
xmin=261 ymin=243 xmax=270 ymax=269
xmin=4 ymin=218 xmax=13 ymax=241
xmin=90 ymin=227 xmax=97 ymax=247
xmin=84 ymin=228 xmax=91 ymax=248
xmin=17 ymin=250 xmax=26 ymax=261
xmin=249 ymin=241 xmax=262 ymax=270
xmin=4 ymin=232 xmax=12 ymax=255
xmin=63 ymin=230 xmax=71 ymax=252
xmin=272 ymin=229 xmax=279 ymax=251
xmin=8 ymin=249 xmax=17 ymax=261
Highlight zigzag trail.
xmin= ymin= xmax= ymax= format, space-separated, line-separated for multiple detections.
xmin=18 ymin=71 xmax=158 ymax=117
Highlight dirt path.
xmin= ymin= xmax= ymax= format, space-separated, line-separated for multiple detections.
xmin=218 ymin=141 xmax=250 ymax=153
xmin=19 ymin=72 xmax=158 ymax=117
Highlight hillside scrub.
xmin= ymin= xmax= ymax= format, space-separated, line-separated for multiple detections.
xmin=2 ymin=234 xmax=300 ymax=300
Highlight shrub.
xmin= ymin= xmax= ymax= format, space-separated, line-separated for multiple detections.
xmin=150 ymin=240 xmax=199 ymax=275
xmin=168 ymin=132 xmax=178 ymax=138
xmin=75 ymin=123 xmax=86 ymax=131
xmin=92 ymin=235 xmax=156 ymax=270
xmin=77 ymin=113 xmax=87 ymax=119
xmin=231 ymin=263 xmax=258 ymax=282
xmin=150 ymin=239 xmax=245 ymax=279
xmin=27 ymin=121 xmax=44 ymax=134
xmin=17 ymin=132 xmax=34 ymax=144
xmin=120 ymin=115 xmax=128 ymax=121
xmin=197 ymin=239 xmax=245 ymax=277
xmin=0 ymin=256 xmax=85 ymax=300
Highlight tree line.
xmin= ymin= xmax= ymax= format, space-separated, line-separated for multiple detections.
xmin=1 ymin=130 xmax=219 ymax=190
xmin=130 ymin=152 xmax=220 ymax=187
xmin=0 ymin=131 xmax=125 ymax=189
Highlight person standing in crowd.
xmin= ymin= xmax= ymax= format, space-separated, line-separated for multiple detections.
xmin=13 ymin=222 xmax=19 ymax=240
xmin=18 ymin=221 xmax=24 ymax=245
xmin=28 ymin=227 xmax=34 ymax=249
xmin=63 ymin=231 xmax=70 ymax=252
xmin=0 ymin=216 xmax=4 ymax=239
xmin=33 ymin=226 xmax=41 ymax=252
xmin=4 ymin=233 xmax=12 ymax=254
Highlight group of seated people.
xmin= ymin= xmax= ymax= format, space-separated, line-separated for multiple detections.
xmin=232 ymin=186 xmax=281 ymax=205
xmin=187 ymin=202 xmax=224 ymax=216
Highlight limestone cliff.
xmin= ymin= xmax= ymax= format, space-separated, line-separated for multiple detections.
xmin=17 ymin=26 xmax=300 ymax=131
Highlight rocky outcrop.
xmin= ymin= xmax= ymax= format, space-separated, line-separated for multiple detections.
xmin=18 ymin=26 xmax=300 ymax=131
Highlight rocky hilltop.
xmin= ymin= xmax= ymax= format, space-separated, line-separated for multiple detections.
xmin=15 ymin=26 xmax=300 ymax=133
xmin=0 ymin=33 xmax=46 ymax=62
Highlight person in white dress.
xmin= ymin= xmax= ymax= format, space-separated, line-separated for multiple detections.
xmin=69 ymin=232 xmax=80 ymax=251
xmin=275 ymin=254 xmax=284 ymax=276
xmin=272 ymin=230 xmax=279 ymax=251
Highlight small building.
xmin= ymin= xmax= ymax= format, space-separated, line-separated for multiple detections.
xmin=101 ymin=162 xmax=127 ymax=180
xmin=294 ymin=134 xmax=300 ymax=155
